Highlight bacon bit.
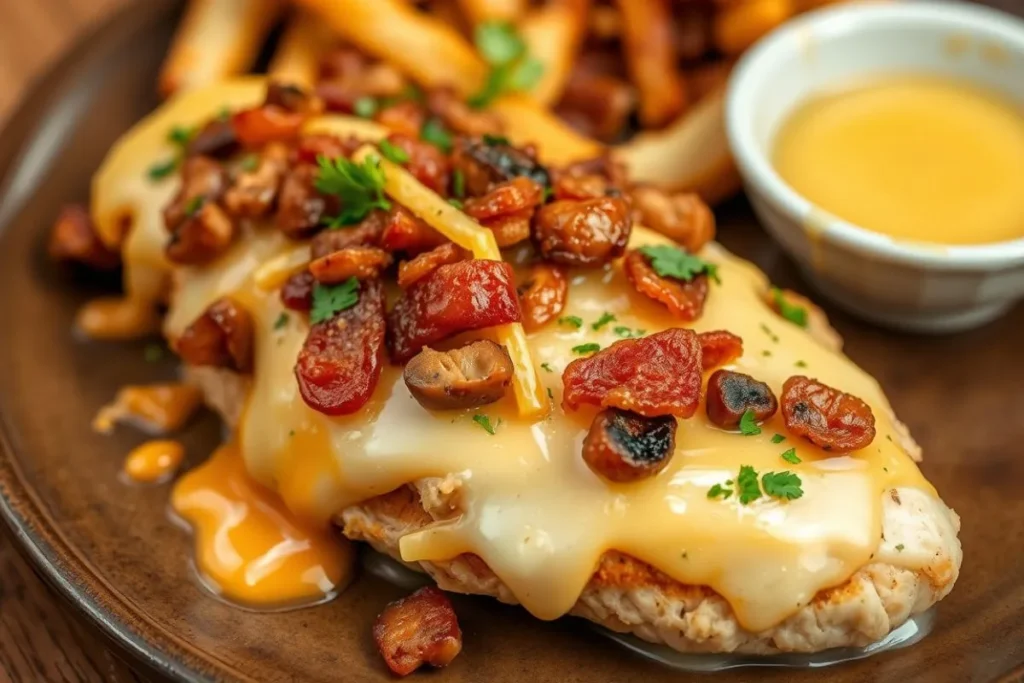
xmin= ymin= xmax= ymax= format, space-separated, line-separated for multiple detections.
xmin=781 ymin=376 xmax=876 ymax=453
xmin=533 ymin=197 xmax=632 ymax=267
xmin=582 ymin=408 xmax=677 ymax=482
xmin=379 ymin=206 xmax=448 ymax=255
xmin=295 ymin=279 xmax=386 ymax=415
xmin=163 ymin=156 xmax=228 ymax=232
xmin=518 ymin=263 xmax=568 ymax=332
xmin=698 ymin=330 xmax=743 ymax=370
xmin=281 ymin=269 xmax=315 ymax=312
xmin=464 ymin=177 xmax=544 ymax=220
xmin=452 ymin=138 xmax=550 ymax=197
xmin=427 ymin=86 xmax=504 ymax=136
xmin=385 ymin=134 xmax=450 ymax=195
xmin=223 ymin=142 xmax=289 ymax=218
xmin=482 ymin=210 xmax=532 ymax=247
xmin=562 ymin=328 xmax=703 ymax=418
xmin=387 ymin=259 xmax=522 ymax=363
xmin=231 ymin=106 xmax=306 ymax=148
xmin=624 ymin=250 xmax=709 ymax=322
xmin=397 ymin=243 xmax=468 ymax=289
xmin=186 ymin=119 xmax=238 ymax=158
xmin=174 ymin=297 xmax=254 ymax=373
xmin=294 ymin=134 xmax=363 ymax=166
xmin=630 ymin=186 xmax=716 ymax=253
xmin=276 ymin=164 xmax=338 ymax=237
xmin=48 ymin=205 xmax=120 ymax=270
xmin=373 ymin=586 xmax=462 ymax=677
xmin=165 ymin=202 xmax=237 ymax=265
xmin=309 ymin=246 xmax=393 ymax=283
xmin=552 ymin=173 xmax=610 ymax=201
xmin=375 ymin=101 xmax=427 ymax=139
xmin=705 ymin=370 xmax=778 ymax=430
xmin=311 ymin=211 xmax=387 ymax=258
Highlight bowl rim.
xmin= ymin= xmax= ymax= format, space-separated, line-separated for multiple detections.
xmin=725 ymin=0 xmax=1024 ymax=271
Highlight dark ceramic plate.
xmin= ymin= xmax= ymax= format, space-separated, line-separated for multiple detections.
xmin=1 ymin=1 xmax=1023 ymax=681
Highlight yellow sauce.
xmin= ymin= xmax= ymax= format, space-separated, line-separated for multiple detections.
xmin=93 ymin=383 xmax=203 ymax=434
xmin=773 ymin=75 xmax=1024 ymax=245
xmin=123 ymin=439 xmax=185 ymax=483
xmin=170 ymin=442 xmax=355 ymax=607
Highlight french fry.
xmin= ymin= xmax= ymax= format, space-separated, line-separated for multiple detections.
xmin=713 ymin=0 xmax=794 ymax=57
xmin=159 ymin=0 xmax=284 ymax=97
xmin=613 ymin=0 xmax=687 ymax=128
xmin=456 ymin=0 xmax=528 ymax=24
xmin=520 ymin=0 xmax=592 ymax=106
xmin=268 ymin=10 xmax=337 ymax=90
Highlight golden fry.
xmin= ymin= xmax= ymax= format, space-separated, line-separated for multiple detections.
xmin=456 ymin=0 xmax=528 ymax=24
xmin=713 ymin=0 xmax=794 ymax=56
xmin=159 ymin=0 xmax=284 ymax=97
xmin=268 ymin=10 xmax=337 ymax=89
xmin=613 ymin=0 xmax=687 ymax=128
xmin=520 ymin=0 xmax=592 ymax=106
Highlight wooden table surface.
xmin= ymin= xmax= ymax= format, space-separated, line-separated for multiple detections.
xmin=0 ymin=4 xmax=144 ymax=681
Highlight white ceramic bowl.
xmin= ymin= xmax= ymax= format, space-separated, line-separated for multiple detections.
xmin=726 ymin=1 xmax=1024 ymax=333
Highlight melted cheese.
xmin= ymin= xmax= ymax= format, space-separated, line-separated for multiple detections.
xmin=123 ymin=440 xmax=185 ymax=483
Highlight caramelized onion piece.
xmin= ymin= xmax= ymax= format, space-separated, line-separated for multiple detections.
xmin=163 ymin=156 xmax=227 ymax=232
xmin=624 ymin=249 xmax=709 ymax=321
xmin=276 ymin=164 xmax=337 ymax=237
xmin=174 ymin=297 xmax=254 ymax=373
xmin=231 ymin=105 xmax=306 ymax=148
xmin=223 ymin=142 xmax=289 ymax=218
xmin=630 ymin=186 xmax=715 ymax=253
xmin=533 ymin=197 xmax=632 ymax=267
xmin=373 ymin=586 xmax=462 ymax=677
xmin=404 ymin=341 xmax=514 ymax=411
xmin=705 ymin=370 xmax=778 ymax=430
xmin=295 ymin=279 xmax=386 ymax=415
xmin=48 ymin=205 xmax=120 ymax=270
xmin=562 ymin=328 xmax=703 ymax=418
xmin=464 ymin=177 xmax=544 ymax=248
xmin=583 ymin=408 xmax=677 ymax=482
xmin=387 ymin=260 xmax=522 ymax=363
xmin=309 ymin=246 xmax=393 ymax=283
xmin=310 ymin=211 xmax=387 ymax=258
xmin=518 ymin=263 xmax=569 ymax=332
xmin=397 ymin=243 xmax=468 ymax=290
xmin=698 ymin=330 xmax=743 ymax=370
xmin=782 ymin=376 xmax=876 ymax=453
xmin=379 ymin=206 xmax=448 ymax=255
xmin=374 ymin=100 xmax=427 ymax=139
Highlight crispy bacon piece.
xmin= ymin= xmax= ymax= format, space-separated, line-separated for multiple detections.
xmin=373 ymin=586 xmax=462 ymax=677
xmin=309 ymin=246 xmax=393 ymax=283
xmin=562 ymin=328 xmax=703 ymax=418
xmin=705 ymin=370 xmax=778 ymax=430
xmin=397 ymin=243 xmax=468 ymax=289
xmin=630 ymin=186 xmax=716 ymax=253
xmin=387 ymin=259 xmax=522 ymax=363
xmin=294 ymin=134 xmax=363 ymax=165
xmin=174 ymin=297 xmax=254 ymax=373
xmin=518 ymin=263 xmax=568 ymax=332
xmin=583 ymin=408 xmax=677 ymax=482
xmin=533 ymin=197 xmax=632 ymax=267
xmin=464 ymin=177 xmax=543 ymax=247
xmin=698 ymin=330 xmax=743 ymax=370
xmin=281 ymin=270 xmax=315 ymax=312
xmin=231 ymin=106 xmax=306 ymax=148
xmin=379 ymin=207 xmax=448 ymax=255
xmin=624 ymin=250 xmax=709 ymax=322
xmin=295 ymin=279 xmax=386 ymax=416
xmin=48 ymin=205 xmax=120 ymax=270
xmin=781 ymin=376 xmax=876 ymax=453
xmin=374 ymin=101 xmax=428 ymax=139
xmin=276 ymin=164 xmax=338 ymax=237
xmin=311 ymin=211 xmax=387 ymax=258
xmin=385 ymin=134 xmax=450 ymax=195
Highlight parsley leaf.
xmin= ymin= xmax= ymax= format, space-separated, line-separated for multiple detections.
xmin=638 ymin=245 xmax=719 ymax=283
xmin=447 ymin=198 xmax=465 ymax=210
xmin=147 ymin=158 xmax=178 ymax=181
xmin=591 ymin=312 xmax=616 ymax=330
xmin=558 ymin=315 xmax=583 ymax=329
xmin=771 ymin=287 xmax=809 ymax=328
xmin=310 ymin=278 xmax=360 ymax=324
xmin=737 ymin=465 xmax=762 ymax=505
xmin=452 ymin=169 xmax=466 ymax=198
xmin=167 ymin=124 xmax=195 ymax=147
xmin=473 ymin=413 xmax=496 ymax=435
xmin=315 ymin=154 xmax=391 ymax=227
xmin=572 ymin=343 xmax=601 ymax=355
xmin=353 ymin=96 xmax=378 ymax=118
xmin=476 ymin=21 xmax=526 ymax=64
xmin=143 ymin=343 xmax=165 ymax=362
xmin=795 ymin=360 xmax=808 ymax=368
xmin=468 ymin=21 xmax=544 ymax=108
xmin=762 ymin=471 xmax=804 ymax=500
xmin=613 ymin=326 xmax=646 ymax=339
xmin=184 ymin=196 xmax=205 ymax=217
xmin=780 ymin=448 xmax=801 ymax=464
xmin=707 ymin=483 xmax=733 ymax=500
xmin=895 ymin=543 xmax=905 ymax=552
xmin=541 ymin=362 xmax=553 ymax=372
xmin=379 ymin=139 xmax=410 ymax=164
xmin=739 ymin=409 xmax=761 ymax=436
xmin=771 ymin=434 xmax=786 ymax=444
xmin=420 ymin=117 xmax=453 ymax=153
xmin=547 ymin=387 xmax=554 ymax=400
xmin=273 ymin=312 xmax=289 ymax=330
xmin=239 ymin=154 xmax=260 ymax=172
xmin=482 ymin=133 xmax=510 ymax=146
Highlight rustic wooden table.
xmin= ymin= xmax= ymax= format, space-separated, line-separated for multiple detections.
xmin=0 ymin=4 xmax=144 ymax=681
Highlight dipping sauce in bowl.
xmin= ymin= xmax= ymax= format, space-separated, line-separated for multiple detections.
xmin=772 ymin=74 xmax=1024 ymax=246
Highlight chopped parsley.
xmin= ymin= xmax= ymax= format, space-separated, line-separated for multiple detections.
xmin=143 ymin=343 xmax=165 ymax=362
xmin=184 ymin=196 xmax=205 ymax=217
xmin=473 ymin=413 xmax=496 ymax=435
xmin=771 ymin=287 xmax=809 ymax=328
xmin=707 ymin=483 xmax=732 ymax=500
xmin=420 ymin=117 xmax=453 ymax=153
xmin=239 ymin=154 xmax=260 ymax=172
xmin=780 ymin=448 xmax=801 ymax=464
xmin=353 ymin=96 xmax=378 ymax=118
xmin=738 ymin=409 xmax=761 ymax=436
xmin=273 ymin=312 xmax=289 ymax=330
xmin=447 ymin=198 xmax=465 ymax=210
xmin=762 ymin=350 xmax=772 ymax=357
xmin=452 ymin=169 xmax=466 ymax=198
xmin=572 ymin=343 xmax=601 ymax=355
xmin=736 ymin=465 xmax=763 ymax=505
xmin=638 ymin=245 xmax=719 ymax=283
xmin=147 ymin=158 xmax=178 ymax=181
xmin=540 ymin=362 xmax=553 ymax=372
xmin=760 ymin=322 xmax=780 ymax=343
xmin=482 ymin=133 xmax=510 ymax=146
xmin=613 ymin=326 xmax=646 ymax=339
xmin=147 ymin=123 xmax=198 ymax=182
xmin=547 ymin=387 xmax=554 ymax=400
xmin=468 ymin=21 xmax=544 ymax=108
xmin=315 ymin=154 xmax=391 ymax=227
xmin=771 ymin=434 xmax=786 ymax=444
xmin=167 ymin=124 xmax=195 ymax=147
xmin=558 ymin=315 xmax=583 ymax=329
xmin=310 ymin=278 xmax=360 ymax=324
xmin=895 ymin=543 xmax=905 ymax=552
xmin=591 ymin=312 xmax=616 ymax=330
xmin=795 ymin=360 xmax=808 ymax=368
xmin=762 ymin=471 xmax=804 ymax=500
xmin=379 ymin=139 xmax=410 ymax=164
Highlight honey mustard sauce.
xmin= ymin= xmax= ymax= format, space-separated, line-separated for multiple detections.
xmin=123 ymin=439 xmax=185 ymax=483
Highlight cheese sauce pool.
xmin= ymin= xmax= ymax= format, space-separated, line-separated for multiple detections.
xmin=772 ymin=74 xmax=1024 ymax=246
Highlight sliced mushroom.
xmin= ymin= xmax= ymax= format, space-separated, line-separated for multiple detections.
xmin=309 ymin=246 xmax=393 ymax=283
xmin=223 ymin=142 xmax=289 ymax=218
xmin=404 ymin=340 xmax=514 ymax=410
xmin=165 ymin=201 xmax=236 ymax=265
xmin=163 ymin=156 xmax=228 ymax=232
xmin=582 ymin=408 xmax=677 ymax=482
xmin=705 ymin=369 xmax=778 ymax=430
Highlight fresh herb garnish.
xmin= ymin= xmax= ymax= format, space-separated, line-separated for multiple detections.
xmin=310 ymin=278 xmax=360 ymax=324
xmin=707 ymin=483 xmax=733 ymax=500
xmin=762 ymin=350 xmax=772 ymax=357
xmin=771 ymin=434 xmax=786 ymax=444
xmin=273 ymin=312 xmax=289 ymax=330
xmin=541 ymin=362 xmax=553 ymax=372
xmin=795 ymin=360 xmax=808 ymax=368
xmin=895 ymin=543 xmax=905 ymax=552
xmin=737 ymin=465 xmax=763 ymax=505
xmin=184 ymin=196 xmax=205 ymax=217
xmin=468 ymin=21 xmax=544 ymax=109
xmin=780 ymin=448 xmax=801 ymax=464
xmin=771 ymin=287 xmax=809 ymax=328
xmin=482 ymin=133 xmax=510 ymax=146
xmin=452 ymin=169 xmax=466 ymax=198
xmin=473 ymin=413 xmax=496 ymax=435
xmin=379 ymin=139 xmax=410 ymax=164
xmin=558 ymin=315 xmax=583 ymax=329
xmin=739 ymin=409 xmax=761 ymax=436
xmin=147 ymin=158 xmax=178 ymax=181
xmin=353 ymin=96 xmax=378 ymax=118
xmin=760 ymin=322 xmax=780 ymax=343
xmin=638 ymin=245 xmax=720 ymax=283
xmin=547 ymin=387 xmax=554 ymax=400
xmin=420 ymin=117 xmax=453 ymax=153
xmin=168 ymin=125 xmax=196 ymax=147
xmin=762 ymin=471 xmax=804 ymax=500
xmin=239 ymin=154 xmax=260 ymax=172
xmin=315 ymin=154 xmax=391 ymax=227
xmin=572 ymin=343 xmax=601 ymax=355
xmin=613 ymin=326 xmax=646 ymax=339
xmin=143 ymin=344 xmax=165 ymax=362
xmin=591 ymin=312 xmax=616 ymax=330
xmin=447 ymin=198 xmax=465 ymax=210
